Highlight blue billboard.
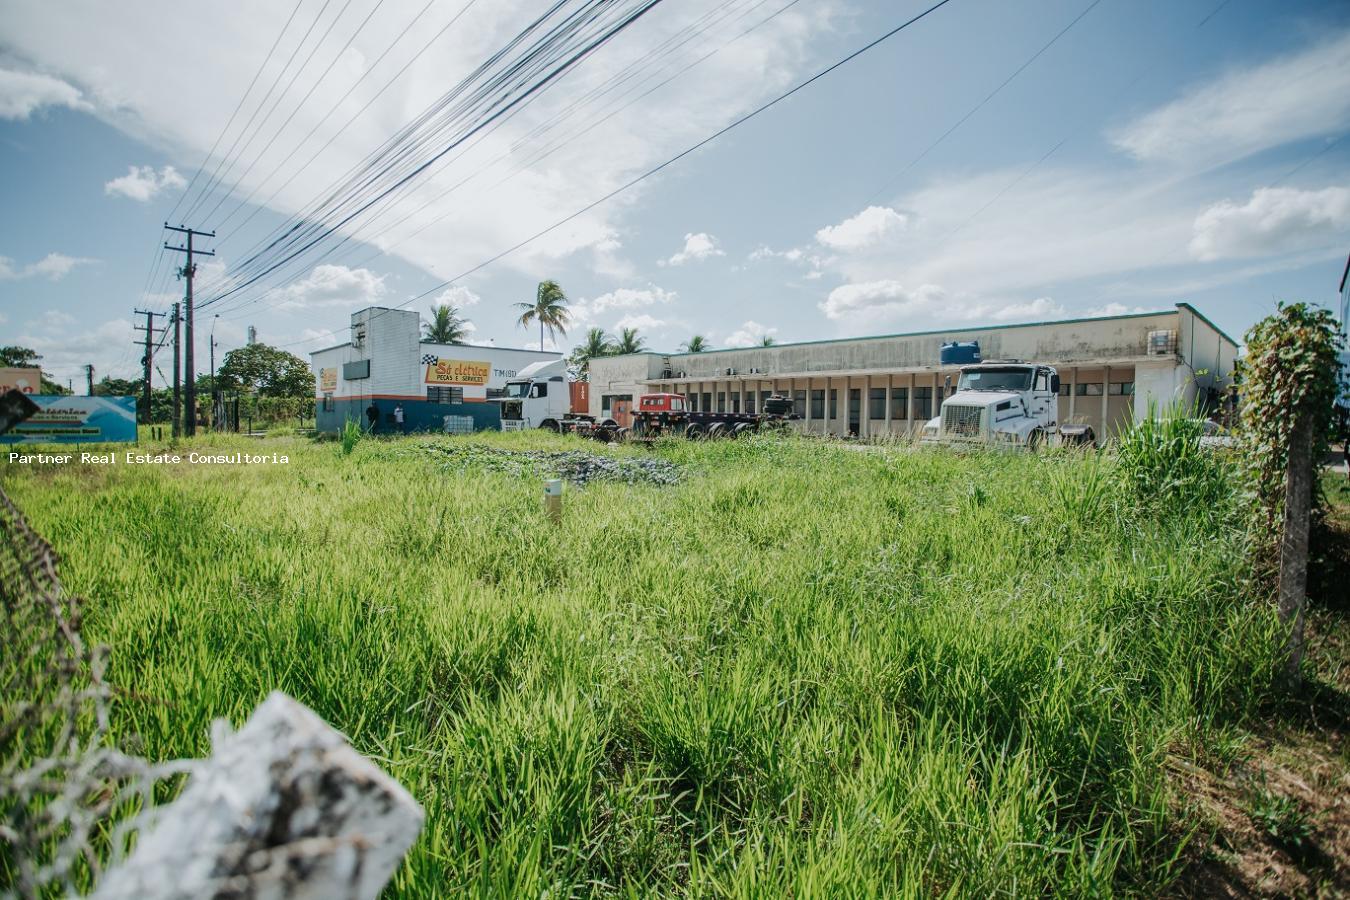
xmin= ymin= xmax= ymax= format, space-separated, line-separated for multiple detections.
xmin=0 ymin=396 xmax=138 ymax=444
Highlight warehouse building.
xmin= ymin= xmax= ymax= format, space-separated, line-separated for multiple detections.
xmin=310 ymin=307 xmax=561 ymax=433
xmin=587 ymin=303 xmax=1237 ymax=440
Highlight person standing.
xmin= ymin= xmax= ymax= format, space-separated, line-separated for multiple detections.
xmin=394 ymin=403 xmax=405 ymax=434
xmin=365 ymin=401 xmax=379 ymax=433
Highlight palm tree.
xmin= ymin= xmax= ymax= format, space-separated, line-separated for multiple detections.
xmin=613 ymin=327 xmax=646 ymax=355
xmin=423 ymin=304 xmax=471 ymax=343
xmin=759 ymin=335 xmax=777 ymax=347
xmin=570 ymin=327 xmax=613 ymax=376
xmin=681 ymin=334 xmax=709 ymax=353
xmin=515 ymin=280 xmax=570 ymax=351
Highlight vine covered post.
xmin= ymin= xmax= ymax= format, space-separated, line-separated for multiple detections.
xmin=1237 ymin=302 xmax=1344 ymax=687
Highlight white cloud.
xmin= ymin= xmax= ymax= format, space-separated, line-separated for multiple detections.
xmin=104 ymin=164 xmax=187 ymax=202
xmin=14 ymin=318 xmax=135 ymax=382
xmin=0 ymin=252 xmax=95 ymax=281
xmin=575 ymin=285 xmax=676 ymax=316
xmin=273 ymin=264 xmax=387 ymax=311
xmin=661 ymin=232 xmax=724 ymax=266
xmin=814 ymin=205 xmax=908 ymax=251
xmin=430 ymin=285 xmax=481 ymax=308
xmin=613 ymin=313 xmax=666 ymax=332
xmin=819 ymin=281 xmax=1069 ymax=328
xmin=1113 ymin=31 xmax=1350 ymax=166
xmin=722 ymin=320 xmax=778 ymax=348
xmin=0 ymin=68 xmax=89 ymax=119
xmin=1189 ymin=186 xmax=1350 ymax=261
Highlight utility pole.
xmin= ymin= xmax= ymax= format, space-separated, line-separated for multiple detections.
xmin=172 ymin=302 xmax=181 ymax=440
xmin=133 ymin=309 xmax=165 ymax=425
xmin=164 ymin=224 xmax=215 ymax=437
xmin=209 ymin=313 xmax=220 ymax=431
xmin=85 ymin=364 xmax=95 ymax=396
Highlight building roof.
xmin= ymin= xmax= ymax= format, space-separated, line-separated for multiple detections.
xmin=615 ymin=302 xmax=1231 ymax=361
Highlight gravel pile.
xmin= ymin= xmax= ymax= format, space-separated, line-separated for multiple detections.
xmin=421 ymin=443 xmax=682 ymax=487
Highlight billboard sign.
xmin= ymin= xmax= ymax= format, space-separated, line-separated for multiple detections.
xmin=0 ymin=367 xmax=43 ymax=394
xmin=0 ymin=396 xmax=138 ymax=444
xmin=319 ymin=367 xmax=338 ymax=393
xmin=422 ymin=356 xmax=490 ymax=387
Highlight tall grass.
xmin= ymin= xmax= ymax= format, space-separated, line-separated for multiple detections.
xmin=0 ymin=431 xmax=1282 ymax=896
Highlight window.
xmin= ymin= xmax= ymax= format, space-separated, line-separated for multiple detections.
xmin=530 ymin=382 xmax=548 ymax=398
xmin=793 ymin=390 xmax=806 ymax=418
xmin=427 ymin=386 xmax=464 ymax=403
xmin=717 ymin=392 xmax=726 ymax=412
xmin=810 ymin=389 xmax=825 ymax=419
xmin=688 ymin=393 xmax=699 ymax=411
xmin=869 ymin=387 xmax=886 ymax=419
xmin=731 ymin=392 xmax=741 ymax=413
xmin=486 ymin=387 xmax=506 ymax=400
xmin=1075 ymin=382 xmax=1103 ymax=397
xmin=914 ymin=386 xmax=933 ymax=420
xmin=761 ymin=390 xmax=772 ymax=409
xmin=829 ymin=389 xmax=838 ymax=419
xmin=702 ymin=392 xmax=712 ymax=412
xmin=848 ymin=389 xmax=861 ymax=416
xmin=745 ymin=392 xmax=756 ymax=414
xmin=601 ymin=393 xmax=631 ymax=413
xmin=1059 ymin=382 xmax=1071 ymax=397
xmin=891 ymin=387 xmax=908 ymax=419
xmin=321 ymin=394 xmax=334 ymax=412
xmin=958 ymin=367 xmax=1032 ymax=392
xmin=1108 ymin=381 xmax=1135 ymax=396
xmin=1034 ymin=370 xmax=1050 ymax=392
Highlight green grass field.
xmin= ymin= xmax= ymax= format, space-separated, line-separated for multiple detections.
xmin=1 ymin=431 xmax=1287 ymax=896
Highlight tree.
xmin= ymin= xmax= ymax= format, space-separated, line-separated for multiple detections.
xmin=760 ymin=335 xmax=777 ymax=347
xmin=515 ymin=280 xmax=570 ymax=351
xmin=614 ymin=327 xmax=646 ymax=355
xmin=423 ymin=304 xmax=471 ymax=343
xmin=215 ymin=343 xmax=314 ymax=399
xmin=681 ymin=335 xmax=709 ymax=353
xmin=93 ymin=376 xmax=143 ymax=397
xmin=0 ymin=345 xmax=71 ymax=394
xmin=570 ymin=327 xmax=613 ymax=379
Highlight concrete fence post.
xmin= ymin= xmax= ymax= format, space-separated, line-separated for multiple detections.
xmin=94 ymin=692 xmax=424 ymax=900
xmin=1277 ymin=409 xmax=1314 ymax=687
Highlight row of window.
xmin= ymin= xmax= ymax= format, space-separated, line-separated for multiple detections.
xmin=1056 ymin=381 xmax=1135 ymax=397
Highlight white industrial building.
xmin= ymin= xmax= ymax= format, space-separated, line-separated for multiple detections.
xmin=587 ymin=303 xmax=1237 ymax=440
xmin=310 ymin=307 xmax=560 ymax=432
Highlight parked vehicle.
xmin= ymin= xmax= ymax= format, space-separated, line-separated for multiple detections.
xmin=629 ymin=392 xmax=795 ymax=439
xmin=920 ymin=361 xmax=1066 ymax=448
xmin=498 ymin=360 xmax=615 ymax=437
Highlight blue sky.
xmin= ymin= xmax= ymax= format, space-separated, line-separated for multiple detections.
xmin=1 ymin=0 xmax=1348 ymax=388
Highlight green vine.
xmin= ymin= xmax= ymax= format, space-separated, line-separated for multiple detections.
xmin=1235 ymin=302 xmax=1344 ymax=567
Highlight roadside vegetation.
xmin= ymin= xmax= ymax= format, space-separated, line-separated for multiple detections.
xmin=2 ymin=427 xmax=1305 ymax=896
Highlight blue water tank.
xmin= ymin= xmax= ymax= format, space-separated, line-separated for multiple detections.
xmin=939 ymin=341 xmax=981 ymax=365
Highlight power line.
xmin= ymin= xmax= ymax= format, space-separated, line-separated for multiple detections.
xmin=276 ymin=0 xmax=961 ymax=350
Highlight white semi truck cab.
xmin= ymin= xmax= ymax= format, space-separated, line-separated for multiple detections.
xmin=921 ymin=362 xmax=1062 ymax=447
xmin=499 ymin=359 xmax=574 ymax=431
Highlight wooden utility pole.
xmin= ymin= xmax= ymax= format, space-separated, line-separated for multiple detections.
xmin=133 ymin=309 xmax=164 ymax=425
xmin=171 ymin=302 xmax=181 ymax=440
xmin=164 ymin=224 xmax=215 ymax=437
xmin=1278 ymin=407 xmax=1314 ymax=686
xmin=84 ymin=364 xmax=94 ymax=396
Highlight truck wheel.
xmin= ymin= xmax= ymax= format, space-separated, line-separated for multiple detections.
xmin=684 ymin=422 xmax=705 ymax=440
xmin=1027 ymin=428 xmax=1044 ymax=450
xmin=592 ymin=427 xmax=613 ymax=444
xmin=732 ymin=422 xmax=754 ymax=439
xmin=706 ymin=422 xmax=728 ymax=440
xmin=616 ymin=427 xmax=630 ymax=442
xmin=540 ymin=419 xmax=561 ymax=433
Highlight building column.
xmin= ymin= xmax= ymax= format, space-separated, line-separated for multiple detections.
xmin=1101 ymin=364 xmax=1111 ymax=440
xmin=883 ymin=374 xmax=892 ymax=435
xmin=1068 ymin=368 xmax=1077 ymax=419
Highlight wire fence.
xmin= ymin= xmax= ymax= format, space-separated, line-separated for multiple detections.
xmin=0 ymin=483 xmax=193 ymax=898
xmin=0 ymin=484 xmax=423 ymax=899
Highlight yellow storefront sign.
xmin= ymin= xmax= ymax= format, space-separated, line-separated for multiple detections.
xmin=424 ymin=358 xmax=490 ymax=386
xmin=319 ymin=367 xmax=338 ymax=392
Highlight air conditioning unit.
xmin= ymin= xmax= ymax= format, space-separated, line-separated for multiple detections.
xmin=1147 ymin=330 xmax=1177 ymax=356
xmin=660 ymin=369 xmax=674 ymax=379
xmin=677 ymin=371 xmax=687 ymax=378
xmin=725 ymin=367 xmax=737 ymax=376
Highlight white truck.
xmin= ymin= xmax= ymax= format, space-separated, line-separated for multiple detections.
xmin=498 ymin=359 xmax=617 ymax=438
xmin=920 ymin=361 xmax=1091 ymax=448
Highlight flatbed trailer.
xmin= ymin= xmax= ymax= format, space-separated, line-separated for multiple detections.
xmin=630 ymin=393 xmax=795 ymax=439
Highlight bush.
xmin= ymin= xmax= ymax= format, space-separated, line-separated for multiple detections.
xmin=1115 ymin=402 xmax=1232 ymax=517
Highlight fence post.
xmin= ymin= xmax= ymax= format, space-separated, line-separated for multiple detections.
xmin=1277 ymin=408 xmax=1314 ymax=687
xmin=93 ymin=692 xmax=424 ymax=900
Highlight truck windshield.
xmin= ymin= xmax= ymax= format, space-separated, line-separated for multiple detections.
xmin=958 ymin=368 xmax=1032 ymax=392
xmin=504 ymin=382 xmax=529 ymax=399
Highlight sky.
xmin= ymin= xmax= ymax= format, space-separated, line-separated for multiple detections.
xmin=1 ymin=0 xmax=1348 ymax=389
